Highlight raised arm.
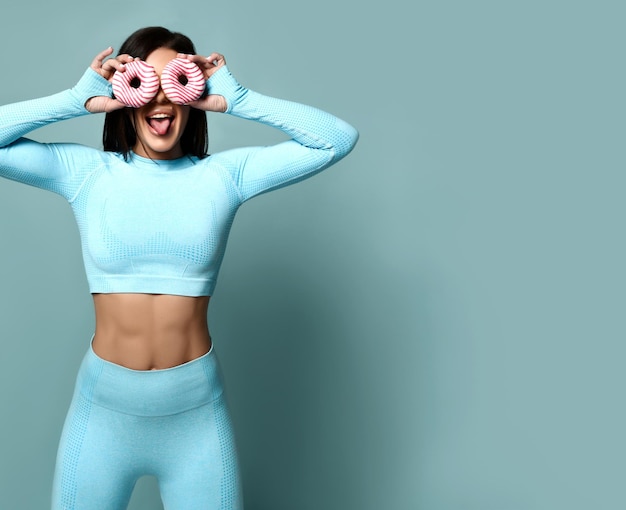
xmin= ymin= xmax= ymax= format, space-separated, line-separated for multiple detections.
xmin=0 ymin=49 xmax=130 ymax=197
xmin=182 ymin=53 xmax=359 ymax=202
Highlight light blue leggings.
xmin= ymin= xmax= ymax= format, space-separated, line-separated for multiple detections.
xmin=51 ymin=341 xmax=243 ymax=509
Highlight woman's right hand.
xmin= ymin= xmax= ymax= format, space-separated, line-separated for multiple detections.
xmin=84 ymin=47 xmax=133 ymax=113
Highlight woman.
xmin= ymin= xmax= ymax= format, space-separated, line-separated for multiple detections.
xmin=0 ymin=26 xmax=358 ymax=510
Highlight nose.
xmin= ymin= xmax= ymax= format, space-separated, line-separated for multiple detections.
xmin=153 ymin=84 xmax=170 ymax=104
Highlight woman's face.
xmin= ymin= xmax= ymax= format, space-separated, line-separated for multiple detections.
xmin=131 ymin=47 xmax=191 ymax=160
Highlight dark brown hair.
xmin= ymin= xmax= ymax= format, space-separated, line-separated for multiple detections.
xmin=103 ymin=27 xmax=208 ymax=159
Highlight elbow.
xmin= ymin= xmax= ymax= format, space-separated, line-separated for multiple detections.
xmin=332 ymin=118 xmax=359 ymax=161
xmin=345 ymin=121 xmax=360 ymax=153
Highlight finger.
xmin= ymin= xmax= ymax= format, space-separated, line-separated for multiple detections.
xmin=202 ymin=53 xmax=226 ymax=69
xmin=116 ymin=53 xmax=136 ymax=63
xmin=205 ymin=52 xmax=226 ymax=67
xmin=91 ymin=46 xmax=114 ymax=69
xmin=178 ymin=52 xmax=226 ymax=68
xmin=105 ymin=54 xmax=135 ymax=73
xmin=176 ymin=53 xmax=205 ymax=66
xmin=101 ymin=58 xmax=127 ymax=74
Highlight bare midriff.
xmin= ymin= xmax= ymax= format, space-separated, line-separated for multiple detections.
xmin=92 ymin=293 xmax=212 ymax=371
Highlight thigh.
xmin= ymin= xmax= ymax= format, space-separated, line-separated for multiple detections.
xmin=52 ymin=393 xmax=137 ymax=510
xmin=157 ymin=395 xmax=243 ymax=510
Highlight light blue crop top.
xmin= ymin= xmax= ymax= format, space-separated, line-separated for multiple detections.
xmin=0 ymin=66 xmax=358 ymax=296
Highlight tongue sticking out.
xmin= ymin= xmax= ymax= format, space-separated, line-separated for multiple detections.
xmin=149 ymin=117 xmax=172 ymax=136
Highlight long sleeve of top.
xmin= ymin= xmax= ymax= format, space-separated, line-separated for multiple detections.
xmin=0 ymin=68 xmax=110 ymax=147
xmin=206 ymin=66 xmax=359 ymax=201
xmin=0 ymin=65 xmax=359 ymax=296
xmin=0 ymin=69 xmax=112 ymax=198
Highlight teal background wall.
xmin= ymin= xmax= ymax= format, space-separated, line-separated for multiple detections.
xmin=1 ymin=1 xmax=625 ymax=508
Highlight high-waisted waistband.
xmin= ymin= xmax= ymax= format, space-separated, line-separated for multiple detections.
xmin=75 ymin=340 xmax=224 ymax=417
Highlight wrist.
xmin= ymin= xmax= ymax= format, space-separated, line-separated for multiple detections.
xmin=206 ymin=65 xmax=247 ymax=114
xmin=71 ymin=68 xmax=113 ymax=111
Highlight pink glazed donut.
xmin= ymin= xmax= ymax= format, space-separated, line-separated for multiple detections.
xmin=160 ymin=58 xmax=206 ymax=104
xmin=112 ymin=60 xmax=160 ymax=108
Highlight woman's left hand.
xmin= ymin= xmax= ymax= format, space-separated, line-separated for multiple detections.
xmin=177 ymin=52 xmax=228 ymax=112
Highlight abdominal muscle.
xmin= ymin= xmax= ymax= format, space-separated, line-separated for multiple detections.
xmin=91 ymin=293 xmax=212 ymax=371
